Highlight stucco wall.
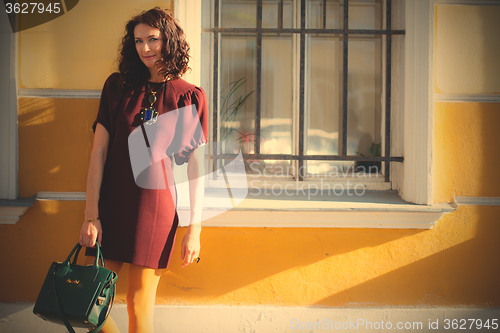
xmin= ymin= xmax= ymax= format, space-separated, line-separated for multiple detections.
xmin=1 ymin=201 xmax=499 ymax=307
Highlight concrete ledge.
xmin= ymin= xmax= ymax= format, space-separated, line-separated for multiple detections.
xmin=1 ymin=303 xmax=500 ymax=333
xmin=0 ymin=197 xmax=35 ymax=224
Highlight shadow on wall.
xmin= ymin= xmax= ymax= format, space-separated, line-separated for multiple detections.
xmin=0 ymin=202 xmax=420 ymax=304
xmin=314 ymin=206 xmax=500 ymax=307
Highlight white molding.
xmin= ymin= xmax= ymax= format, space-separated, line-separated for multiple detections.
xmin=192 ymin=210 xmax=451 ymax=229
xmin=400 ymin=0 xmax=434 ymax=205
xmin=36 ymin=191 xmax=86 ymax=201
xmin=434 ymin=94 xmax=500 ymax=103
xmin=18 ymin=89 xmax=101 ymax=99
xmin=0 ymin=11 xmax=18 ymax=200
xmin=175 ymin=0 xmax=202 ymax=86
xmin=0 ymin=206 xmax=29 ymax=224
xmin=436 ymin=0 xmax=500 ymax=5
xmin=35 ymin=190 xmax=454 ymax=229
xmin=454 ymin=196 xmax=500 ymax=206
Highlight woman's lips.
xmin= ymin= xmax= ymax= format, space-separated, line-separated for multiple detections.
xmin=144 ymin=55 xmax=155 ymax=59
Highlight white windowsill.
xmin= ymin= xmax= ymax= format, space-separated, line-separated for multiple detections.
xmin=8 ymin=190 xmax=454 ymax=229
xmin=176 ymin=190 xmax=456 ymax=229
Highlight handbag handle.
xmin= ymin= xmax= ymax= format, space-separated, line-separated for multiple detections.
xmin=57 ymin=243 xmax=105 ymax=278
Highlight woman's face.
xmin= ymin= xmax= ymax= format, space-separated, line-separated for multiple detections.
xmin=134 ymin=23 xmax=163 ymax=70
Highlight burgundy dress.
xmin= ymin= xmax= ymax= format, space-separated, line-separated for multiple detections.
xmin=86 ymin=73 xmax=208 ymax=269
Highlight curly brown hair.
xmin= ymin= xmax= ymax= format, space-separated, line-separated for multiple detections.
xmin=117 ymin=7 xmax=190 ymax=88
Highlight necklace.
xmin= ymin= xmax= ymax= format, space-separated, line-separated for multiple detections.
xmin=140 ymin=81 xmax=167 ymax=125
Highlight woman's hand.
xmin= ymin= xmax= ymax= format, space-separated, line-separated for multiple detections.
xmin=79 ymin=219 xmax=102 ymax=248
xmin=180 ymin=226 xmax=201 ymax=267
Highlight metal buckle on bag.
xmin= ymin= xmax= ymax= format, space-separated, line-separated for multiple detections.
xmin=96 ymin=296 xmax=106 ymax=305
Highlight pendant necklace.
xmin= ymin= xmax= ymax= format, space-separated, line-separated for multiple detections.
xmin=140 ymin=80 xmax=167 ymax=125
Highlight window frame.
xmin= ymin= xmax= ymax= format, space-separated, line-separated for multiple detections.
xmin=179 ymin=0 xmax=435 ymax=210
xmin=0 ymin=10 xmax=18 ymax=200
xmin=200 ymin=0 xmax=404 ymax=185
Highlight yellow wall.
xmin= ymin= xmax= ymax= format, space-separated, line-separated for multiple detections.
xmin=19 ymin=0 xmax=172 ymax=89
xmin=2 ymin=1 xmax=500 ymax=309
xmin=1 ymin=202 xmax=499 ymax=307
xmin=435 ymin=5 xmax=500 ymax=94
xmin=433 ymin=102 xmax=500 ymax=203
xmin=18 ymin=97 xmax=97 ymax=197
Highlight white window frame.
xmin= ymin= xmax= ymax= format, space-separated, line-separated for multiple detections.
xmin=0 ymin=10 xmax=18 ymax=200
xmin=177 ymin=0 xmax=433 ymax=201
xmin=174 ymin=0 xmax=447 ymax=229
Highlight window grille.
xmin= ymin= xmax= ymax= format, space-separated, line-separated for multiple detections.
xmin=203 ymin=0 xmax=404 ymax=182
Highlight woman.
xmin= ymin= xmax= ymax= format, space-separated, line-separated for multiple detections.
xmin=79 ymin=7 xmax=207 ymax=333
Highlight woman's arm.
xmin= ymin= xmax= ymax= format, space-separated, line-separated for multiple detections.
xmin=79 ymin=123 xmax=110 ymax=248
xmin=180 ymin=145 xmax=205 ymax=267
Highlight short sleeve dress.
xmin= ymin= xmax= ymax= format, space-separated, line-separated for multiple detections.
xmin=85 ymin=73 xmax=208 ymax=269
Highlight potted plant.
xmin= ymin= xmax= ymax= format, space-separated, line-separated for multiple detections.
xmin=356 ymin=142 xmax=382 ymax=174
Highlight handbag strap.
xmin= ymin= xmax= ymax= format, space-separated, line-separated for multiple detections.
xmin=52 ymin=270 xmax=110 ymax=333
xmin=52 ymin=271 xmax=76 ymax=333
xmin=52 ymin=253 xmax=113 ymax=333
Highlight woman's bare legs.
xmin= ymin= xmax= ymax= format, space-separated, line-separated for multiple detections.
xmin=84 ymin=256 xmax=124 ymax=333
xmin=126 ymin=264 xmax=163 ymax=333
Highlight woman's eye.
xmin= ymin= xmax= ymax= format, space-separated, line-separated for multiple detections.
xmin=135 ymin=40 xmax=141 ymax=43
xmin=150 ymin=38 xmax=157 ymax=41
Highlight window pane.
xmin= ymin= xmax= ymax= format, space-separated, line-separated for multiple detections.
xmin=307 ymin=0 xmax=343 ymax=29
xmin=262 ymin=1 xmax=278 ymax=29
xmin=261 ymin=34 xmax=293 ymax=155
xmin=349 ymin=0 xmax=383 ymax=30
xmin=347 ymin=36 xmax=382 ymax=157
xmin=306 ymin=35 xmax=344 ymax=175
xmin=221 ymin=0 xmax=256 ymax=28
xmin=220 ymin=35 xmax=257 ymax=154
xmin=262 ymin=0 xmax=294 ymax=29
xmin=246 ymin=159 xmax=292 ymax=177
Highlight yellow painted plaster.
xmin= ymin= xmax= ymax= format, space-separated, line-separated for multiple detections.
xmin=19 ymin=0 xmax=172 ymax=89
xmin=433 ymin=102 xmax=500 ymax=203
xmin=435 ymin=5 xmax=500 ymax=94
xmin=1 ymin=202 xmax=499 ymax=308
xmin=18 ymin=97 xmax=98 ymax=197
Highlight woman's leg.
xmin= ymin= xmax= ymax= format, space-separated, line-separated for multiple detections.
xmin=126 ymin=264 xmax=163 ymax=333
xmin=84 ymin=256 xmax=124 ymax=333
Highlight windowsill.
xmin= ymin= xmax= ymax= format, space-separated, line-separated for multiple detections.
xmin=176 ymin=190 xmax=456 ymax=229
xmin=29 ymin=190 xmax=455 ymax=229
xmin=0 ymin=197 xmax=36 ymax=224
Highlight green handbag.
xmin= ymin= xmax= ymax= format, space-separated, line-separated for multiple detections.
xmin=33 ymin=243 xmax=117 ymax=333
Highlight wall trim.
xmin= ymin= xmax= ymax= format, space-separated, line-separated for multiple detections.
xmin=436 ymin=0 xmax=500 ymax=5
xmin=18 ymin=89 xmax=101 ymax=99
xmin=36 ymin=191 xmax=86 ymax=201
xmin=434 ymin=94 xmax=500 ymax=103
xmin=34 ymin=191 xmax=454 ymax=229
xmin=454 ymin=196 xmax=500 ymax=206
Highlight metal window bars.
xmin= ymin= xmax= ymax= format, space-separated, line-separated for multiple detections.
xmin=204 ymin=0 xmax=404 ymax=182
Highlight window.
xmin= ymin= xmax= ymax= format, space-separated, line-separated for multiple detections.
xmin=179 ymin=0 xmax=435 ymax=213
xmin=201 ymin=0 xmax=404 ymax=186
